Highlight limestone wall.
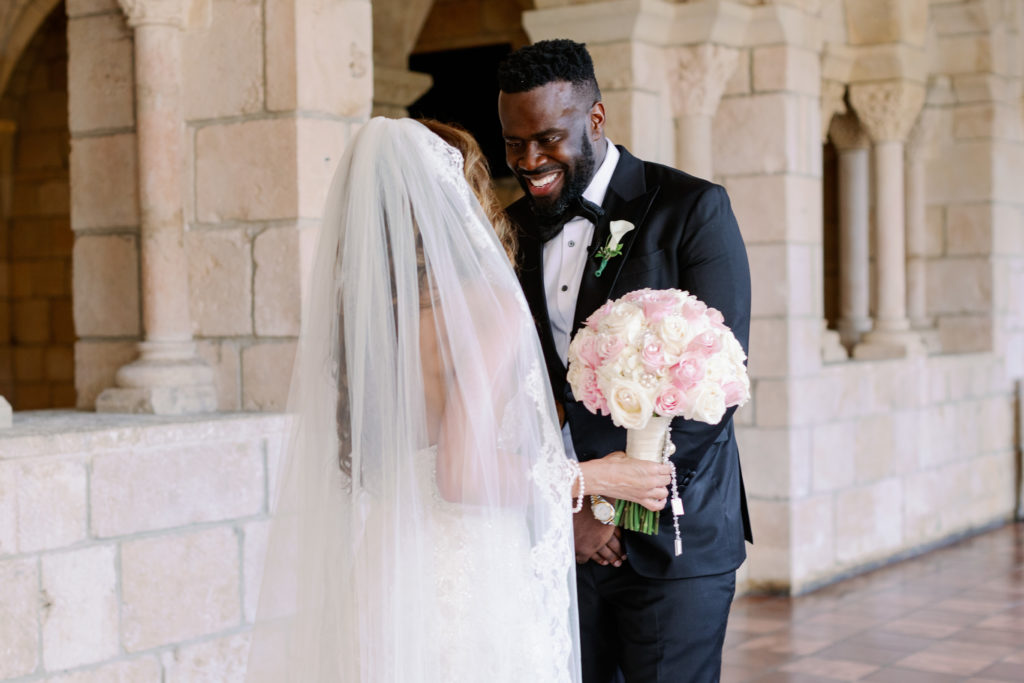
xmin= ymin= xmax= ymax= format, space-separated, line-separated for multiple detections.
xmin=0 ymin=412 xmax=287 ymax=681
xmin=66 ymin=0 xmax=371 ymax=412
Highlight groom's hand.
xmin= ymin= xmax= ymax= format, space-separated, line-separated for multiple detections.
xmin=591 ymin=527 xmax=626 ymax=567
xmin=574 ymin=498 xmax=616 ymax=564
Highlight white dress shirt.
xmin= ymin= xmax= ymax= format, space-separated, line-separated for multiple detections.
xmin=543 ymin=141 xmax=620 ymax=458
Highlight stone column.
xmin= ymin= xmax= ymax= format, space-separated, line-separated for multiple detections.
xmin=904 ymin=117 xmax=935 ymax=344
xmin=97 ymin=0 xmax=217 ymax=414
xmin=829 ymin=112 xmax=872 ymax=349
xmin=667 ymin=44 xmax=738 ymax=180
xmin=371 ymin=0 xmax=434 ymax=118
xmin=850 ymin=81 xmax=927 ymax=359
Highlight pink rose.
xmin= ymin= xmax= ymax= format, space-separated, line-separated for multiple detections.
xmin=641 ymin=298 xmax=675 ymax=324
xmin=580 ymin=372 xmax=609 ymax=415
xmin=682 ymin=298 xmax=708 ymax=321
xmin=722 ymin=380 xmax=747 ymax=407
xmin=655 ymin=384 xmax=690 ymax=416
xmin=577 ymin=336 xmax=602 ymax=369
xmin=585 ymin=301 xmax=615 ymax=330
xmin=596 ymin=334 xmax=626 ymax=361
xmin=686 ymin=330 xmax=723 ymax=358
xmin=670 ymin=356 xmax=704 ymax=389
xmin=707 ymin=307 xmax=727 ymax=330
xmin=641 ymin=335 xmax=667 ymax=371
xmin=622 ymin=289 xmax=651 ymax=304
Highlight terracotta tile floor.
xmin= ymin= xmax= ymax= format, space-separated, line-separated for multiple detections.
xmin=724 ymin=522 xmax=1024 ymax=682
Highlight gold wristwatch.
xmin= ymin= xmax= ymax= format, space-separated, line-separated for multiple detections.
xmin=590 ymin=495 xmax=616 ymax=525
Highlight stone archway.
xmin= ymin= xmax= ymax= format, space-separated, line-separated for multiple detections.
xmin=0 ymin=0 xmax=74 ymax=409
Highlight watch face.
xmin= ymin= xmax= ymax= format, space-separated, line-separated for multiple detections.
xmin=593 ymin=500 xmax=615 ymax=524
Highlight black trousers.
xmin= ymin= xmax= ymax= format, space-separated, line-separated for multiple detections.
xmin=576 ymin=560 xmax=736 ymax=683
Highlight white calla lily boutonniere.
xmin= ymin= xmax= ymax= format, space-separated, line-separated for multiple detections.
xmin=594 ymin=220 xmax=635 ymax=277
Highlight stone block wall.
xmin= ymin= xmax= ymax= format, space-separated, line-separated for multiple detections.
xmin=1 ymin=6 xmax=74 ymax=410
xmin=64 ymin=0 xmax=371 ymax=411
xmin=65 ymin=0 xmax=140 ymax=410
xmin=0 ymin=412 xmax=288 ymax=681
xmin=922 ymin=0 xmax=1024 ymax=355
xmin=739 ymin=354 xmax=1017 ymax=593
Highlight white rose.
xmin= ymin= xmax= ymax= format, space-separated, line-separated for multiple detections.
xmin=596 ymin=346 xmax=643 ymax=384
xmin=689 ymin=383 xmax=727 ymax=425
xmin=600 ymin=302 xmax=644 ymax=342
xmin=603 ymin=378 xmax=654 ymax=430
xmin=703 ymin=355 xmax=731 ymax=383
xmin=655 ymin=315 xmax=692 ymax=355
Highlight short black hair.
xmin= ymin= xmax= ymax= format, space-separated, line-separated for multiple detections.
xmin=497 ymin=39 xmax=601 ymax=103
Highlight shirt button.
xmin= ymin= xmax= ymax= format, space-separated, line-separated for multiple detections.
xmin=561 ymin=285 xmax=568 ymax=292
xmin=568 ymin=240 xmax=575 ymax=247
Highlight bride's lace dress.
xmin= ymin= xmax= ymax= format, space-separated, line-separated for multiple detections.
xmin=414 ymin=447 xmax=553 ymax=681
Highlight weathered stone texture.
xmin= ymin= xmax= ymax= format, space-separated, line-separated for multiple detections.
xmin=121 ymin=528 xmax=240 ymax=652
xmin=241 ymin=341 xmax=297 ymax=411
xmin=183 ymin=0 xmax=264 ymax=120
xmin=186 ymin=229 xmax=252 ymax=337
xmin=72 ymin=234 xmax=140 ymax=337
xmin=74 ymin=340 xmax=139 ymax=409
xmin=67 ymin=13 xmax=134 ymax=133
xmin=0 ymin=557 xmax=38 ymax=678
xmin=195 ymin=119 xmax=297 ymax=222
xmin=41 ymin=546 xmax=119 ymax=670
xmin=162 ymin=632 xmax=250 ymax=683
xmin=70 ymin=135 xmax=139 ymax=230
xmin=45 ymin=657 xmax=162 ymax=682
xmin=90 ymin=440 xmax=263 ymax=537
xmin=253 ymin=227 xmax=300 ymax=337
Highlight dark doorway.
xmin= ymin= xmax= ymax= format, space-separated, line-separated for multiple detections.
xmin=409 ymin=44 xmax=512 ymax=179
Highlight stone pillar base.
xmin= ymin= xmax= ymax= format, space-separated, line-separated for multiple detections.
xmin=96 ymin=342 xmax=217 ymax=415
xmin=853 ymin=329 xmax=927 ymax=360
xmin=821 ymin=325 xmax=849 ymax=363
xmin=837 ymin=316 xmax=872 ymax=349
xmin=0 ymin=395 xmax=11 ymax=428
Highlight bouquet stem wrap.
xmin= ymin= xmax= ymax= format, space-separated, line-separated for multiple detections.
xmin=615 ymin=415 xmax=672 ymax=534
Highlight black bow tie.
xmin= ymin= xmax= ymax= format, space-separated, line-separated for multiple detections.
xmin=535 ymin=197 xmax=606 ymax=243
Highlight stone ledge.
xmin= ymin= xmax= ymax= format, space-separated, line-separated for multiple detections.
xmin=0 ymin=410 xmax=290 ymax=460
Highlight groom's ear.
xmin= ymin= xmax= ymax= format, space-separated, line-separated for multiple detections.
xmin=588 ymin=101 xmax=606 ymax=141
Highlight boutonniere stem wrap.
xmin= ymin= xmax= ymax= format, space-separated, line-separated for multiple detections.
xmin=594 ymin=220 xmax=635 ymax=277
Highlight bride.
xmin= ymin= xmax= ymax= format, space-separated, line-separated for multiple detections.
xmin=245 ymin=117 xmax=670 ymax=682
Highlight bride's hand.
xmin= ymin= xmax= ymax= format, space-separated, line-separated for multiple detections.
xmin=581 ymin=452 xmax=673 ymax=512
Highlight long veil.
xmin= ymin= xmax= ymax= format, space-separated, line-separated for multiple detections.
xmin=245 ymin=117 xmax=581 ymax=682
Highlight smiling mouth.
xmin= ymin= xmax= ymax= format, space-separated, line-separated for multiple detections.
xmin=521 ymin=170 xmax=563 ymax=197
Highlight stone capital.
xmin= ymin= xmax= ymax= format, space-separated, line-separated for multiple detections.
xmin=848 ymin=80 xmax=925 ymax=143
xmin=828 ymin=111 xmax=870 ymax=151
xmin=668 ymin=44 xmax=739 ymax=118
xmin=118 ymin=0 xmax=207 ymax=28
xmin=373 ymin=67 xmax=433 ymax=118
xmin=821 ymin=80 xmax=847 ymax=143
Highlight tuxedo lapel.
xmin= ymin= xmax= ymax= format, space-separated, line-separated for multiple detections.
xmin=571 ymin=147 xmax=659 ymax=333
xmin=508 ymin=200 xmax=567 ymax=395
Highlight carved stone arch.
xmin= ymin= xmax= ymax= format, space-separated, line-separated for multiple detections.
xmin=0 ymin=0 xmax=63 ymax=98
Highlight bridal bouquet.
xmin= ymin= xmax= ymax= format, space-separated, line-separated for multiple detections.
xmin=567 ymin=288 xmax=750 ymax=536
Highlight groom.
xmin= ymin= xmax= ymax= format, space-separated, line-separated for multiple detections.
xmin=498 ymin=40 xmax=752 ymax=682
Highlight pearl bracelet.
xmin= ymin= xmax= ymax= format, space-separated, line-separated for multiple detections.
xmin=568 ymin=461 xmax=585 ymax=513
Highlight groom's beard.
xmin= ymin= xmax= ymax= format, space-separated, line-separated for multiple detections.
xmin=515 ymin=131 xmax=596 ymax=231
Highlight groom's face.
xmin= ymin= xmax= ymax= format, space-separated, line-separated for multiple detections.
xmin=498 ymin=81 xmax=605 ymax=224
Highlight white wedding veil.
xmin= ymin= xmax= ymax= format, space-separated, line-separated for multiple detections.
xmin=245 ymin=117 xmax=580 ymax=682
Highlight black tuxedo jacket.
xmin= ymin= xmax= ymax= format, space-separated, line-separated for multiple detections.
xmin=508 ymin=145 xmax=753 ymax=580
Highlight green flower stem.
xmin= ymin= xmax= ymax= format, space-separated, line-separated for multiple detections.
xmin=614 ymin=499 xmax=660 ymax=535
